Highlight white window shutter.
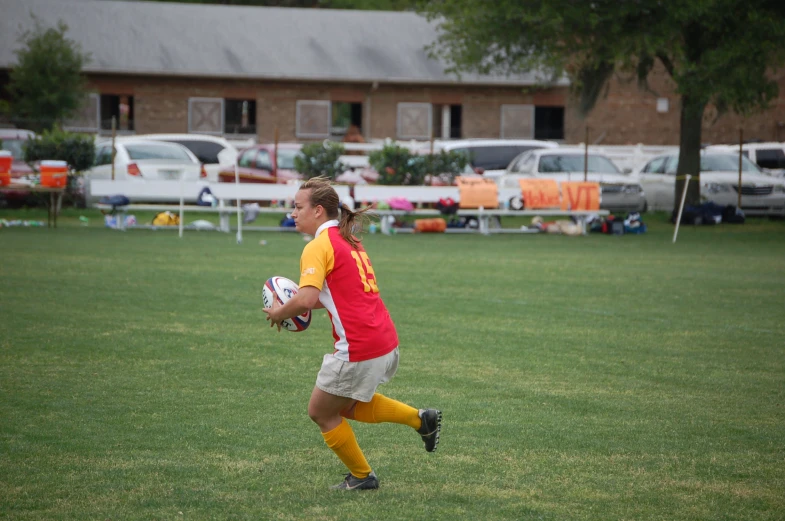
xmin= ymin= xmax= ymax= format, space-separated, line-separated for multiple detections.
xmin=296 ymin=100 xmax=331 ymax=138
xmin=188 ymin=97 xmax=224 ymax=135
xmin=397 ymin=102 xmax=432 ymax=140
xmin=501 ymin=104 xmax=534 ymax=139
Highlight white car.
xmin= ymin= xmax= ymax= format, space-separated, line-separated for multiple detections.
xmin=496 ymin=148 xmax=646 ymax=212
xmin=430 ymin=139 xmax=560 ymax=178
xmin=634 ymin=152 xmax=785 ymax=215
xmin=88 ymin=138 xmax=203 ymax=181
xmin=133 ymin=134 xmax=241 ymax=182
xmin=704 ymin=143 xmax=785 ymax=178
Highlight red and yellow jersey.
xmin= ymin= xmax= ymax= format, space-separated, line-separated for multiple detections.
xmin=299 ymin=220 xmax=398 ymax=362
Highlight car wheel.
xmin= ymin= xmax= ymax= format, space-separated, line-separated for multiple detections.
xmin=509 ymin=196 xmax=524 ymax=211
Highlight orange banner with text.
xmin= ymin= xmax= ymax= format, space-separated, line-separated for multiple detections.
xmin=560 ymin=182 xmax=600 ymax=211
xmin=518 ymin=179 xmax=561 ymax=209
xmin=456 ymin=176 xmax=499 ymax=209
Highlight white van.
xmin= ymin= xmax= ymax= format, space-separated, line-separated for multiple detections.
xmin=705 ymin=142 xmax=785 ymax=177
xmin=430 ymin=139 xmax=559 ymax=179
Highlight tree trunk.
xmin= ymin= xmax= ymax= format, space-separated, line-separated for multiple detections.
xmin=675 ymin=94 xmax=705 ymax=210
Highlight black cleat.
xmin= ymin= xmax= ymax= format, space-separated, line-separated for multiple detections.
xmin=330 ymin=471 xmax=379 ymax=491
xmin=417 ymin=409 xmax=442 ymax=452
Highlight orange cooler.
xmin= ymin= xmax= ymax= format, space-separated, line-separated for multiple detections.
xmin=40 ymin=160 xmax=68 ymax=188
xmin=0 ymin=150 xmax=12 ymax=186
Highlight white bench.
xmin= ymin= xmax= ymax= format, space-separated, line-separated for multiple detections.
xmin=354 ymin=184 xmax=608 ymax=235
xmin=91 ymin=180 xmax=350 ymax=232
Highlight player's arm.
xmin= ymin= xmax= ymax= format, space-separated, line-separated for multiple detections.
xmin=265 ymin=285 xmax=321 ymax=327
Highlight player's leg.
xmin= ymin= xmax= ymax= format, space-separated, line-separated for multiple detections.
xmin=347 ymin=348 xmax=442 ymax=453
xmin=351 ymin=394 xmax=442 ymax=453
xmin=309 ymin=386 xmax=378 ymax=490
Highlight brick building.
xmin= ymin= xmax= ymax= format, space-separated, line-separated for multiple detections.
xmin=2 ymin=0 xmax=784 ymax=146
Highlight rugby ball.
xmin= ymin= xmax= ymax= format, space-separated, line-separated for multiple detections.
xmin=262 ymin=276 xmax=312 ymax=332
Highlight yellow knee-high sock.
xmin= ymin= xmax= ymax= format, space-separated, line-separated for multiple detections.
xmin=354 ymin=393 xmax=422 ymax=429
xmin=321 ymin=418 xmax=372 ymax=478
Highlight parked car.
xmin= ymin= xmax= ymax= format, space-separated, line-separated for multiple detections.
xmin=496 ymin=148 xmax=646 ymax=212
xmin=84 ymin=138 xmax=204 ymax=205
xmin=134 ymin=134 xmax=240 ymax=182
xmin=218 ymin=143 xmax=302 ymax=184
xmin=218 ymin=143 xmax=380 ymax=185
xmin=0 ymin=128 xmax=36 ymax=206
xmin=431 ymin=139 xmax=560 ymax=178
xmin=704 ymin=142 xmax=785 ymax=177
xmin=633 ymin=152 xmax=785 ymax=215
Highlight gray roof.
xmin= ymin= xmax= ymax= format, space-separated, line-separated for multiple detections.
xmin=0 ymin=0 xmax=567 ymax=87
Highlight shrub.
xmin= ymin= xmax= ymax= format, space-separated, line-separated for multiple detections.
xmin=369 ymin=144 xmax=470 ymax=185
xmin=23 ymin=128 xmax=95 ymax=172
xmin=369 ymin=144 xmax=426 ymax=185
xmin=294 ymin=142 xmax=347 ymax=180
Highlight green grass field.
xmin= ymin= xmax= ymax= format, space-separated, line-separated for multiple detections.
xmin=1 ymin=210 xmax=784 ymax=520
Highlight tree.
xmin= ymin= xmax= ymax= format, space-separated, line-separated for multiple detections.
xmin=414 ymin=0 xmax=785 ymax=207
xmin=139 ymin=0 xmax=412 ymax=9
xmin=7 ymin=18 xmax=91 ymax=133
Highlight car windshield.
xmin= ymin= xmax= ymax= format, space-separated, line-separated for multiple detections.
xmin=538 ymin=154 xmax=620 ymax=173
xmin=277 ymin=149 xmax=302 ymax=170
xmin=125 ymin=143 xmax=193 ymax=161
xmin=452 ymin=145 xmax=544 ymax=170
xmin=1 ymin=140 xmax=26 ymax=160
xmin=665 ymin=154 xmax=762 ymax=173
xmin=701 ymin=154 xmax=761 ymax=172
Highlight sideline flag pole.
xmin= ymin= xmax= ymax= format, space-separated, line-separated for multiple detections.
xmin=672 ymin=174 xmax=692 ymax=244
xmin=235 ymin=155 xmax=242 ymax=244
xmin=738 ymin=127 xmax=743 ymax=209
xmin=583 ymin=126 xmax=589 ymax=182
xmin=178 ymin=170 xmax=184 ymax=238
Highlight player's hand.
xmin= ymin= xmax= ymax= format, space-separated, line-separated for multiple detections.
xmin=263 ymin=298 xmax=283 ymax=332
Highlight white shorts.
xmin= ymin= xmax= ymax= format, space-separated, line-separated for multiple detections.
xmin=315 ymin=347 xmax=399 ymax=402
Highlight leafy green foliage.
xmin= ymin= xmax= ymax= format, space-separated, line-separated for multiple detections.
xmin=293 ymin=142 xmax=346 ymax=179
xmin=23 ymin=128 xmax=96 ymax=172
xmin=414 ymin=0 xmax=785 ymax=205
xmin=369 ymin=144 xmax=425 ymax=185
xmin=141 ymin=0 xmax=412 ymax=8
xmin=369 ymin=144 xmax=469 ymax=185
xmin=7 ymin=18 xmax=91 ymax=133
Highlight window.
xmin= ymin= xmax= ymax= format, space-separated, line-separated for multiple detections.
xmin=538 ymin=155 xmax=620 ymax=174
xmin=501 ymin=105 xmax=565 ymax=140
xmin=256 ymin=150 xmax=272 ymax=170
xmin=125 ymin=143 xmax=192 ymax=161
xmin=534 ymin=107 xmax=564 ymax=140
xmin=754 ymin=148 xmax=785 ymax=170
xmin=94 ymin=145 xmax=113 ymax=166
xmin=99 ymin=95 xmax=134 ymax=132
xmin=64 ymin=93 xmax=100 ymax=133
xmin=454 ymin=145 xmax=545 ymax=171
xmin=397 ymin=103 xmax=432 ymax=139
xmin=277 ymin=149 xmax=301 ymax=170
xmin=238 ymin=148 xmax=257 ymax=168
xmin=331 ymin=102 xmax=362 ymax=136
xmin=510 ymin=152 xmax=535 ymax=174
xmin=437 ymin=105 xmax=462 ymax=139
xmin=224 ymin=99 xmax=256 ymax=135
xmin=449 ymin=105 xmax=462 ymax=139
xmin=642 ymin=156 xmax=669 ymax=174
xmin=165 ymin=140 xmax=225 ymax=165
